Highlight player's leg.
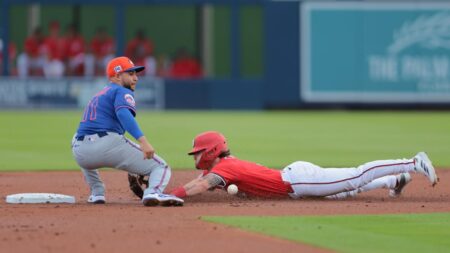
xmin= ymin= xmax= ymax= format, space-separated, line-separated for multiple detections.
xmin=144 ymin=156 xmax=172 ymax=194
xmin=107 ymin=136 xmax=172 ymax=193
xmin=103 ymin=134 xmax=182 ymax=206
xmin=80 ymin=168 xmax=106 ymax=203
xmin=282 ymin=158 xmax=417 ymax=198
xmin=72 ymin=135 xmax=107 ymax=203
xmin=81 ymin=133 xmax=171 ymax=191
xmin=325 ymin=174 xmax=399 ymax=199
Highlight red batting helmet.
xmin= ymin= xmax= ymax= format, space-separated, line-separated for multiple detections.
xmin=188 ymin=131 xmax=228 ymax=170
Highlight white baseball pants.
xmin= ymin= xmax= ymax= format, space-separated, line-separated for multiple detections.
xmin=280 ymin=159 xmax=415 ymax=198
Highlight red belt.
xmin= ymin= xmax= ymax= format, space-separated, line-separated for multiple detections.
xmin=285 ymin=183 xmax=294 ymax=193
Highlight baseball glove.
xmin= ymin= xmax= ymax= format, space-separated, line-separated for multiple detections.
xmin=128 ymin=173 xmax=149 ymax=199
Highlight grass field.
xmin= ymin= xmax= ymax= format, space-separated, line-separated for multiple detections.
xmin=1 ymin=110 xmax=449 ymax=253
xmin=0 ymin=110 xmax=449 ymax=171
xmin=204 ymin=213 xmax=450 ymax=253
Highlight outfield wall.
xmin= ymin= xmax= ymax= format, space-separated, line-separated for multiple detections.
xmin=0 ymin=78 xmax=263 ymax=110
xmin=300 ymin=2 xmax=450 ymax=104
xmin=0 ymin=77 xmax=164 ymax=109
xmin=264 ymin=1 xmax=450 ymax=107
xmin=2 ymin=1 xmax=450 ymax=109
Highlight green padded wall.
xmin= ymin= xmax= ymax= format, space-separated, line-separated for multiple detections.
xmin=213 ymin=6 xmax=231 ymax=77
xmin=80 ymin=5 xmax=115 ymax=41
xmin=241 ymin=5 xmax=263 ymax=78
xmin=40 ymin=5 xmax=73 ymax=34
xmin=6 ymin=4 xmax=263 ymax=78
xmin=125 ymin=5 xmax=198 ymax=58
xmin=9 ymin=6 xmax=28 ymax=52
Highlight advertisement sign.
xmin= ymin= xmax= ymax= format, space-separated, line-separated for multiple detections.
xmin=0 ymin=77 xmax=164 ymax=109
xmin=301 ymin=2 xmax=450 ymax=103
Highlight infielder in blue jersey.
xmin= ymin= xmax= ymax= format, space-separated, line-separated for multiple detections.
xmin=71 ymin=56 xmax=183 ymax=206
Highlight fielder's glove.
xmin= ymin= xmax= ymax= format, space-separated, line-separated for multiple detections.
xmin=128 ymin=173 xmax=149 ymax=199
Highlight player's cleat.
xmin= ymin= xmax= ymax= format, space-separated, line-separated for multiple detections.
xmin=142 ymin=193 xmax=159 ymax=206
xmin=389 ymin=173 xmax=412 ymax=197
xmin=413 ymin=152 xmax=438 ymax=186
xmin=87 ymin=195 xmax=106 ymax=204
xmin=142 ymin=193 xmax=184 ymax=207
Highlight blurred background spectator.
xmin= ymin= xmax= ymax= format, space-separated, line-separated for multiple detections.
xmin=125 ymin=29 xmax=156 ymax=77
xmin=43 ymin=21 xmax=65 ymax=78
xmin=169 ymin=47 xmax=203 ymax=79
xmin=62 ymin=23 xmax=85 ymax=76
xmin=156 ymin=54 xmax=171 ymax=77
xmin=89 ymin=27 xmax=115 ymax=76
xmin=16 ymin=27 xmax=46 ymax=77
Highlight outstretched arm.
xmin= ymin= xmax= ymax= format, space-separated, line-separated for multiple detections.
xmin=116 ymin=108 xmax=154 ymax=159
xmin=171 ymin=173 xmax=224 ymax=198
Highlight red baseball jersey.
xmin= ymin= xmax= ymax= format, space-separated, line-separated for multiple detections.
xmin=91 ymin=37 xmax=114 ymax=58
xmin=204 ymin=156 xmax=292 ymax=198
xmin=63 ymin=35 xmax=85 ymax=58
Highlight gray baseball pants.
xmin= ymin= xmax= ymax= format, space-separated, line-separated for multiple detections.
xmin=71 ymin=132 xmax=171 ymax=197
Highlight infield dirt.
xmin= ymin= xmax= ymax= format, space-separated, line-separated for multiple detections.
xmin=1 ymin=170 xmax=449 ymax=253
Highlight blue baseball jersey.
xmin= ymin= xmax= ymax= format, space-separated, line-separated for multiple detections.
xmin=76 ymin=83 xmax=137 ymax=136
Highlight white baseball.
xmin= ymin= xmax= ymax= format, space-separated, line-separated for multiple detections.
xmin=227 ymin=184 xmax=238 ymax=195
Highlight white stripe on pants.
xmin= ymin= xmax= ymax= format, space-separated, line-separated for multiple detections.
xmin=280 ymin=159 xmax=415 ymax=198
xmin=325 ymin=175 xmax=397 ymax=199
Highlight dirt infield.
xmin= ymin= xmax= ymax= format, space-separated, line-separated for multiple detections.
xmin=1 ymin=170 xmax=449 ymax=253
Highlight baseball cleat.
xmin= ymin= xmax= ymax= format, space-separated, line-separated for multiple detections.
xmin=389 ymin=173 xmax=412 ymax=198
xmin=414 ymin=152 xmax=438 ymax=186
xmin=142 ymin=193 xmax=184 ymax=207
xmin=87 ymin=195 xmax=106 ymax=204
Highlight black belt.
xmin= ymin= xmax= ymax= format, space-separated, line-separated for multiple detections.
xmin=76 ymin=132 xmax=108 ymax=141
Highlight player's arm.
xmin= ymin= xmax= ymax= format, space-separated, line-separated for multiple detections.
xmin=116 ymin=108 xmax=143 ymax=139
xmin=116 ymin=108 xmax=154 ymax=159
xmin=136 ymin=136 xmax=155 ymax=159
xmin=171 ymin=173 xmax=224 ymax=198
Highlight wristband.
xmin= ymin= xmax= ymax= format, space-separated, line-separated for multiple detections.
xmin=171 ymin=187 xmax=187 ymax=198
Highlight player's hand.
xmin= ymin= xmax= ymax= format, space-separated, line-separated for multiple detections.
xmin=141 ymin=142 xmax=155 ymax=159
xmin=138 ymin=136 xmax=155 ymax=159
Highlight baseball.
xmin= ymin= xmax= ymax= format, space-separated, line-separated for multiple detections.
xmin=227 ymin=184 xmax=238 ymax=195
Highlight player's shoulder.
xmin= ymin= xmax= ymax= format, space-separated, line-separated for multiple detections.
xmin=222 ymin=156 xmax=266 ymax=169
xmin=111 ymin=83 xmax=134 ymax=95
xmin=213 ymin=156 xmax=241 ymax=169
xmin=110 ymin=83 xmax=135 ymax=102
xmin=217 ymin=156 xmax=237 ymax=163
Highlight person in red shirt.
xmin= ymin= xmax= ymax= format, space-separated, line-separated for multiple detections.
xmin=42 ymin=20 xmax=65 ymax=78
xmin=17 ymin=27 xmax=46 ymax=77
xmin=169 ymin=131 xmax=438 ymax=201
xmin=90 ymin=27 xmax=115 ymax=76
xmin=44 ymin=21 xmax=64 ymax=61
xmin=169 ymin=47 xmax=202 ymax=79
xmin=125 ymin=29 xmax=156 ymax=76
xmin=62 ymin=23 xmax=85 ymax=76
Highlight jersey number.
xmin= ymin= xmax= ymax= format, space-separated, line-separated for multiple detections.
xmin=81 ymin=87 xmax=110 ymax=122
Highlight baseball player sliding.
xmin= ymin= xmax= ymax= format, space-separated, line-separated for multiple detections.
xmin=71 ymin=56 xmax=183 ymax=206
xmin=170 ymin=131 xmax=438 ymax=200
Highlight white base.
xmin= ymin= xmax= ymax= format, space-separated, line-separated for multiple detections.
xmin=5 ymin=193 xmax=76 ymax=204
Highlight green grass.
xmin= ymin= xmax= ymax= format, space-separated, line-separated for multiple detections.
xmin=203 ymin=213 xmax=450 ymax=253
xmin=0 ymin=110 xmax=449 ymax=171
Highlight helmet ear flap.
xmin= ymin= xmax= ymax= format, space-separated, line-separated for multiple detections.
xmin=204 ymin=147 xmax=217 ymax=160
